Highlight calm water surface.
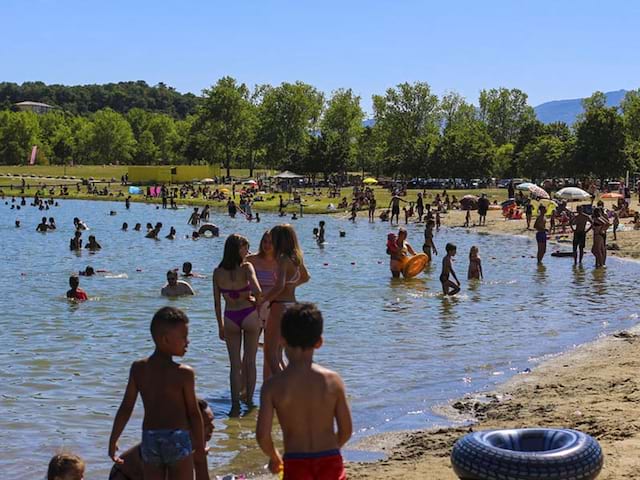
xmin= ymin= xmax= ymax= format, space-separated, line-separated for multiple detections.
xmin=2 ymin=199 xmax=639 ymax=478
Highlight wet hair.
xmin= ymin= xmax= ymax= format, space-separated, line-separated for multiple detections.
xmin=166 ymin=269 xmax=178 ymax=279
xmin=281 ymin=302 xmax=323 ymax=350
xmin=271 ymin=224 xmax=303 ymax=265
xmin=219 ymin=234 xmax=249 ymax=271
xmin=182 ymin=262 xmax=192 ymax=273
xmin=47 ymin=452 xmax=85 ymax=480
xmin=150 ymin=306 xmax=189 ymax=342
xmin=257 ymin=230 xmax=272 ymax=258
xmin=69 ymin=275 xmax=79 ymax=288
xmin=397 ymin=227 xmax=407 ymax=238
xmin=84 ymin=266 xmax=95 ymax=276
xmin=445 ymin=243 xmax=457 ymax=253
xmin=197 ymin=397 xmax=209 ymax=412
xmin=469 ymin=246 xmax=479 ymax=259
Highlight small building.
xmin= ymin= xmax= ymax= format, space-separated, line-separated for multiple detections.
xmin=14 ymin=101 xmax=56 ymax=114
xmin=127 ymin=165 xmax=221 ymax=184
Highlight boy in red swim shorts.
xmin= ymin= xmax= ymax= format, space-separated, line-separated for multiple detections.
xmin=256 ymin=303 xmax=352 ymax=479
xmin=66 ymin=275 xmax=88 ymax=301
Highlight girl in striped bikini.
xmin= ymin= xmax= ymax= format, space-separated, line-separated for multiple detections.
xmin=247 ymin=231 xmax=279 ymax=380
xmin=262 ymin=225 xmax=310 ymax=378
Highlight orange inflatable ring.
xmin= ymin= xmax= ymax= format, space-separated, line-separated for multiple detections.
xmin=402 ymin=253 xmax=429 ymax=278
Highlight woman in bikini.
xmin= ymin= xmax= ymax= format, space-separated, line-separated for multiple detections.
xmin=213 ymin=234 xmax=262 ymax=411
xmin=389 ymin=228 xmax=416 ymax=278
xmin=246 ymin=230 xmax=278 ymax=379
xmin=262 ymin=224 xmax=310 ymax=379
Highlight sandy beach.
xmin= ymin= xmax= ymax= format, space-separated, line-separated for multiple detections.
xmin=349 ymin=207 xmax=640 ymax=479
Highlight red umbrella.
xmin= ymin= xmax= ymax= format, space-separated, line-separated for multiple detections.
xmin=528 ymin=184 xmax=550 ymax=199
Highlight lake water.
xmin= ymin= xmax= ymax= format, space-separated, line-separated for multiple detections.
xmin=2 ymin=198 xmax=639 ymax=478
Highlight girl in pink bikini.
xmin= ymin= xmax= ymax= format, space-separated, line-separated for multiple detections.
xmin=262 ymin=225 xmax=310 ymax=379
xmin=213 ymin=234 xmax=262 ymax=412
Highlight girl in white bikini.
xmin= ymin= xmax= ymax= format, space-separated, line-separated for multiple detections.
xmin=262 ymin=225 xmax=310 ymax=379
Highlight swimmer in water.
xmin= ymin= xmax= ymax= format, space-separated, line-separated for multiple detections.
xmin=134 ymin=223 xmax=142 ymax=232
xmin=122 ymin=222 xmax=128 ymax=231
xmin=36 ymin=216 xmax=49 ymax=232
xmin=70 ymin=231 xmax=83 ymax=251
xmin=79 ymin=266 xmax=96 ymax=277
xmin=145 ymin=222 xmax=153 ymax=233
xmin=161 ymin=270 xmax=195 ymax=297
xmin=15 ymin=220 xmax=20 ymax=228
xmin=48 ymin=217 xmax=56 ymax=230
xmin=182 ymin=262 xmax=206 ymax=278
xmin=146 ymin=222 xmax=162 ymax=239
xmin=467 ymin=245 xmax=483 ymax=280
xmin=66 ymin=275 xmax=88 ymax=301
xmin=388 ymin=228 xmax=416 ymax=278
xmin=86 ymin=235 xmax=102 ymax=251
xmin=422 ymin=220 xmax=438 ymax=261
xmin=188 ymin=207 xmax=200 ymax=226
xmin=440 ymin=243 xmax=461 ymax=295
xmin=318 ymin=221 xmax=325 ymax=243
xmin=166 ymin=226 xmax=176 ymax=240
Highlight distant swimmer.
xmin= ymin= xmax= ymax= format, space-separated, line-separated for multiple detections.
xmin=86 ymin=235 xmax=102 ymax=251
xmin=166 ymin=226 xmax=176 ymax=240
xmin=161 ymin=270 xmax=195 ymax=297
xmin=66 ymin=275 xmax=88 ymax=301
xmin=48 ymin=217 xmax=56 ymax=230
xmin=468 ymin=245 xmax=483 ymax=280
xmin=73 ymin=217 xmax=88 ymax=230
xmin=36 ymin=216 xmax=49 ymax=232
xmin=182 ymin=262 xmax=206 ymax=278
xmin=187 ymin=207 xmax=200 ymax=226
xmin=146 ymin=222 xmax=162 ymax=239
xmin=133 ymin=223 xmax=142 ymax=231
xmin=318 ymin=220 xmax=326 ymax=243
xmin=145 ymin=223 xmax=153 ymax=233
xmin=79 ymin=266 xmax=96 ymax=277
xmin=122 ymin=222 xmax=128 ymax=231
xmin=440 ymin=243 xmax=461 ymax=295
xmin=198 ymin=223 xmax=219 ymax=237
xmin=70 ymin=231 xmax=83 ymax=251
xmin=15 ymin=220 xmax=20 ymax=228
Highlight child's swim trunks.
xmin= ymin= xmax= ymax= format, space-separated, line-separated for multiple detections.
xmin=283 ymin=449 xmax=346 ymax=480
xmin=535 ymin=231 xmax=547 ymax=243
xmin=141 ymin=429 xmax=192 ymax=466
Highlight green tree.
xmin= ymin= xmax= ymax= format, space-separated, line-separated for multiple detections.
xmin=437 ymin=119 xmax=494 ymax=182
xmin=319 ymin=88 xmax=364 ymax=176
xmin=573 ymin=92 xmax=627 ymax=181
xmin=372 ymin=82 xmax=440 ymax=177
xmin=258 ymin=82 xmax=324 ymax=171
xmin=518 ymin=135 xmax=568 ymax=180
xmin=479 ymin=88 xmax=535 ymax=146
xmin=0 ymin=111 xmax=41 ymax=164
xmin=77 ymin=109 xmax=136 ymax=164
xmin=198 ymin=77 xmax=253 ymax=177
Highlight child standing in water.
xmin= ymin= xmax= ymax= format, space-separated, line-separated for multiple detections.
xmin=256 ymin=303 xmax=352 ymax=479
xmin=468 ymin=245 xmax=483 ymax=280
xmin=108 ymin=307 xmax=209 ymax=480
xmin=422 ymin=220 xmax=438 ymax=261
xmin=66 ymin=275 xmax=88 ymax=301
xmin=435 ymin=211 xmax=441 ymax=231
xmin=440 ymin=243 xmax=461 ymax=295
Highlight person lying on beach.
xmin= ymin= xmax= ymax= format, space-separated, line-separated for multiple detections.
xmin=440 ymin=243 xmax=461 ymax=295
xmin=166 ymin=226 xmax=176 ymax=240
xmin=108 ymin=307 xmax=209 ymax=480
xmin=36 ymin=216 xmax=49 ymax=232
xmin=70 ymin=231 xmax=83 ymax=251
xmin=109 ymin=397 xmax=214 ymax=480
xmin=161 ymin=270 xmax=195 ymax=297
xmin=47 ymin=452 xmax=85 ymax=480
xmin=66 ymin=275 xmax=88 ymax=302
xmin=256 ymin=303 xmax=352 ymax=478
xmin=85 ymin=235 xmax=102 ymax=251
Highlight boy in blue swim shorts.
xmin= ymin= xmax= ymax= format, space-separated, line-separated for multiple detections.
xmin=109 ymin=307 xmax=209 ymax=480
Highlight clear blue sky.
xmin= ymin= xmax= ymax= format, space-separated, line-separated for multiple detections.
xmin=3 ymin=0 xmax=639 ymax=115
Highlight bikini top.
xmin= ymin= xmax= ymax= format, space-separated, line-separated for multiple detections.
xmin=219 ymin=283 xmax=250 ymax=299
xmin=285 ymin=267 xmax=301 ymax=285
xmin=255 ymin=269 xmax=277 ymax=289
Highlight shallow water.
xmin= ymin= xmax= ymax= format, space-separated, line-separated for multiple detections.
xmin=2 ymin=199 xmax=639 ymax=478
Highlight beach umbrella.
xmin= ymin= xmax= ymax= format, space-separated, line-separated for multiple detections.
xmin=516 ymin=182 xmax=535 ymax=191
xmin=555 ymin=187 xmax=591 ymax=200
xmin=201 ymin=178 xmax=215 ymax=184
xmin=243 ymin=179 xmax=257 ymax=185
xmin=273 ymin=170 xmax=304 ymax=179
xmin=460 ymin=195 xmax=478 ymax=210
xmin=601 ymin=192 xmax=623 ymax=199
xmin=219 ymin=188 xmax=230 ymax=194
xmin=528 ymin=184 xmax=550 ymax=199
xmin=363 ymin=177 xmax=378 ymax=185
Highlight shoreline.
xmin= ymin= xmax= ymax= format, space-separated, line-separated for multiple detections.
xmin=347 ymin=209 xmax=640 ymax=479
xmin=347 ymin=324 xmax=640 ymax=479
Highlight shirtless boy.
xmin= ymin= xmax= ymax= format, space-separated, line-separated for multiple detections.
xmin=570 ymin=205 xmax=592 ymax=265
xmin=440 ymin=243 xmax=461 ymax=296
xmin=161 ymin=270 xmax=195 ymax=297
xmin=387 ymin=194 xmax=406 ymax=225
xmin=66 ymin=275 xmax=88 ymax=301
xmin=108 ymin=307 xmax=209 ymax=480
xmin=256 ymin=303 xmax=352 ymax=479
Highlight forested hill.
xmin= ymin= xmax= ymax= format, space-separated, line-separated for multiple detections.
xmin=0 ymin=81 xmax=199 ymax=118
xmin=534 ymin=90 xmax=627 ymax=125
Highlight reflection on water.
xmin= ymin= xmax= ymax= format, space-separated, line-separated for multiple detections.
xmin=2 ymin=200 xmax=640 ymax=478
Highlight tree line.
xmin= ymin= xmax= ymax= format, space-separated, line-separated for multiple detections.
xmin=0 ymin=78 xmax=639 ymax=182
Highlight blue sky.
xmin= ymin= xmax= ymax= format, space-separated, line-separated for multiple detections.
xmin=2 ymin=0 xmax=639 ymax=115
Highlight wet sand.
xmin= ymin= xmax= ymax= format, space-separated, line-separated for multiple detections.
xmin=349 ymin=207 xmax=640 ymax=479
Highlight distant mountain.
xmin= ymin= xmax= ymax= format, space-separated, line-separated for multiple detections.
xmin=534 ymin=89 xmax=628 ymax=125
